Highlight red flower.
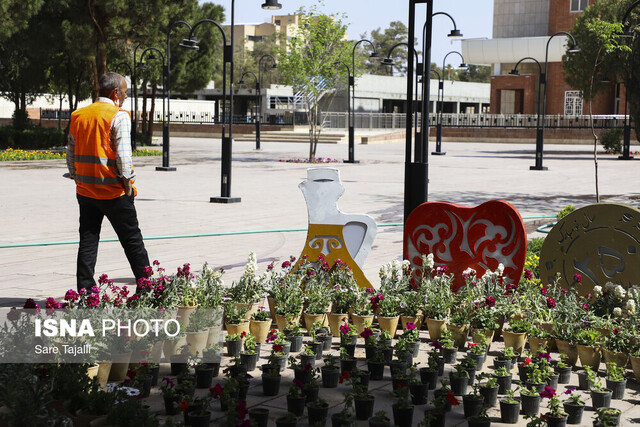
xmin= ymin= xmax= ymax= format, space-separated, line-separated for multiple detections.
xmin=405 ymin=322 xmax=416 ymax=331
xmin=293 ymin=379 xmax=304 ymax=389
xmin=546 ymin=297 xmax=556 ymax=309
xmin=446 ymin=392 xmax=460 ymax=405
xmin=126 ymin=369 xmax=137 ymax=379
xmin=396 ymin=382 xmax=406 ymax=388
xmin=520 ymin=357 xmax=532 ymax=367
xmin=468 ymin=342 xmax=478 ymax=348
xmin=360 ymin=328 xmax=373 ymax=340
xmin=582 ymin=303 xmax=590 ymax=311
xmin=573 ymin=273 xmax=582 ymax=283
xmin=210 ymin=383 xmax=224 ymax=398
xmin=180 ymin=400 xmax=189 ymax=412
xmin=524 ymin=269 xmax=533 ymax=280
xmin=540 ymin=386 xmax=555 ymax=399
xmin=485 ymin=296 xmax=496 ymax=307
xmin=240 ymin=331 xmax=247 ymax=338
xmin=235 ymin=401 xmax=248 ymax=419
xmin=540 ymin=288 xmax=546 ymax=296
xmin=273 ymin=344 xmax=283 ymax=352
xmin=339 ymin=371 xmax=350 ymax=384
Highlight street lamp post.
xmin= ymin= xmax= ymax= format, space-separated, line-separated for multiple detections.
xmin=334 ymin=61 xmax=352 ymax=160
xmin=509 ymin=57 xmax=544 ymax=165
xmin=137 ymin=48 xmax=168 ymax=168
xmin=257 ymin=54 xmax=277 ymax=150
xmin=239 ymin=71 xmax=260 ymax=148
xmin=533 ymin=31 xmax=580 ymax=171
xmin=433 ymin=50 xmax=466 ymax=156
xmin=619 ymin=0 xmax=640 ymax=160
xmin=132 ymin=43 xmax=144 ymax=151
xmin=114 ymin=62 xmax=136 ymax=146
xmin=348 ymin=39 xmax=378 ymax=163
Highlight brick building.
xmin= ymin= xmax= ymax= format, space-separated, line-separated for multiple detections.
xmin=461 ymin=0 xmax=622 ymax=116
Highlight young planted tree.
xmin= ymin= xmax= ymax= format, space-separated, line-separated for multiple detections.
xmin=278 ymin=3 xmax=351 ymax=161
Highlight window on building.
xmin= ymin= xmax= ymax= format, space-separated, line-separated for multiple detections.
xmin=274 ymin=19 xmax=281 ymax=25
xmin=570 ymin=0 xmax=588 ymax=12
xmin=564 ymin=91 xmax=583 ymax=115
xmin=247 ymin=35 xmax=264 ymax=42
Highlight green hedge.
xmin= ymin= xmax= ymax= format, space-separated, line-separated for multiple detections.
xmin=0 ymin=127 xmax=66 ymax=150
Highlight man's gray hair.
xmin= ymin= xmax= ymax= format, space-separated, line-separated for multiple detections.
xmin=98 ymin=73 xmax=123 ymax=97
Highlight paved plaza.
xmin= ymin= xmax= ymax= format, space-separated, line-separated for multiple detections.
xmin=1 ymin=136 xmax=640 ymax=425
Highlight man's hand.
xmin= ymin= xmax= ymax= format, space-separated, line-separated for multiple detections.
xmin=123 ymin=178 xmax=133 ymax=196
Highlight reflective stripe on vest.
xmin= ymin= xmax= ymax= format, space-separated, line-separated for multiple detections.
xmin=70 ymin=102 xmax=126 ymax=200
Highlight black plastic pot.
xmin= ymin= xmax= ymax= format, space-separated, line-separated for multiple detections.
xmin=467 ymin=416 xmax=491 ymax=427
xmin=563 ymin=402 xmax=584 ymax=425
xmin=303 ymin=384 xmax=319 ymax=404
xmin=306 ymin=402 xmax=329 ymax=426
xmin=194 ymin=367 xmax=214 ymax=389
xmin=341 ymin=334 xmax=358 ymax=346
xmin=287 ymin=394 xmax=306 ymax=416
xmin=240 ymin=352 xmax=258 ymax=372
xmin=555 ymin=365 xmax=572 ymax=384
xmin=545 ymin=414 xmax=568 ymax=427
xmin=170 ymin=355 xmax=188 ymax=376
xmin=493 ymin=357 xmax=512 ymax=371
xmin=500 ymin=399 xmax=520 ymax=424
xmin=392 ymin=376 xmax=409 ymax=391
xmin=392 ymin=403 xmax=414 ymax=427
xmin=389 ymin=360 xmax=407 ymax=378
xmin=410 ymin=382 xmax=428 ymax=405
xmin=340 ymin=358 xmax=357 ymax=375
xmin=365 ymin=345 xmax=378 ymax=360
xmin=275 ymin=415 xmax=298 ymax=427
xmin=261 ymin=373 xmax=281 ymax=396
xmin=343 ymin=343 xmax=356 ymax=358
xmin=591 ymin=389 xmax=612 ymax=409
xmin=518 ymin=364 xmax=530 ymax=383
xmin=287 ymin=335 xmax=303 ymax=353
xmin=606 ymin=378 xmax=626 ymax=400
xmin=409 ymin=340 xmax=420 ymax=357
xmin=136 ymin=375 xmax=152 ymax=398
xmin=331 ymin=413 xmax=352 ymax=426
xmin=450 ymin=375 xmax=469 ymax=396
xmin=379 ymin=346 xmax=393 ymax=363
xmin=164 ymin=395 xmax=180 ymax=415
xmin=354 ymin=396 xmax=375 ymax=420
xmin=353 ymin=370 xmax=371 ymax=390
xmin=420 ymin=367 xmax=438 ymax=389
xmin=577 ymin=370 xmax=591 ymax=390
xmin=321 ymin=366 xmax=340 ymax=388
xmin=188 ymin=411 xmax=211 ymax=427
xmin=546 ymin=373 xmax=559 ymax=391
xmin=479 ymin=385 xmax=499 ymax=407
xmin=368 ymin=361 xmax=385 ymax=381
xmin=468 ymin=352 xmax=485 ymax=370
xmin=149 ymin=365 xmax=160 ymax=387
xmin=299 ymin=354 xmax=316 ymax=370
xmin=442 ymin=347 xmax=457 ymax=364
xmin=423 ymin=409 xmax=445 ymax=427
xmin=524 ymin=381 xmax=545 ymax=393
xmin=228 ymin=363 xmax=248 ymax=378
xmin=226 ymin=339 xmax=242 ymax=357
xmin=495 ymin=374 xmax=512 ymax=394
xmin=248 ymin=407 xmax=270 ymax=427
xmin=310 ymin=341 xmax=323 ymax=360
xmin=261 ymin=363 xmax=279 ymax=376
xmin=462 ymin=395 xmax=484 ymax=418
xmin=521 ymin=393 xmax=541 ymax=417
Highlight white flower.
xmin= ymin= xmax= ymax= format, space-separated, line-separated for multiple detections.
xmin=605 ymin=282 xmax=616 ymax=292
xmin=593 ymin=285 xmax=603 ymax=297
xmin=423 ymin=253 xmax=435 ymax=269
xmin=463 ymin=267 xmax=476 ymax=277
xmin=496 ymin=264 xmax=505 ymax=276
xmin=399 ymin=301 xmax=407 ymax=309
xmin=614 ymin=285 xmax=626 ymax=300
xmin=625 ymin=299 xmax=636 ymax=315
xmin=613 ymin=307 xmax=622 ymax=317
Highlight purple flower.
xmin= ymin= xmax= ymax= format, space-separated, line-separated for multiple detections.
xmin=524 ymin=269 xmax=533 ymax=280
xmin=546 ymin=297 xmax=556 ymax=309
xmin=565 ymin=387 xmax=576 ymax=395
xmin=540 ymin=386 xmax=555 ymax=399
xmin=485 ymin=296 xmax=496 ymax=307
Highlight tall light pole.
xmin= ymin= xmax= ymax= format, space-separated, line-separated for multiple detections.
xmin=137 ymin=48 xmax=167 ymax=166
xmin=533 ymin=31 xmax=580 ymax=171
xmin=257 ymin=54 xmax=277 ymax=150
xmin=334 ymin=61 xmax=352 ymax=161
xmin=433 ymin=50 xmax=466 ymax=156
xmin=510 ymin=57 xmax=544 ymax=164
xmin=348 ymin=39 xmax=378 ymax=163
xmin=132 ymin=43 xmax=144 ymax=151
xmin=619 ymin=0 xmax=640 ymax=160
xmin=239 ymin=71 xmax=260 ymax=149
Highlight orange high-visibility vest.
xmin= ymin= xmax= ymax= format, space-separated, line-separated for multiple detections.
xmin=69 ymin=102 xmax=134 ymax=199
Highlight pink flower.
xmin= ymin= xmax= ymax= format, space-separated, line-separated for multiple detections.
xmin=561 ymin=289 xmax=569 ymax=294
xmin=339 ymin=324 xmax=352 ymax=335
xmin=524 ymin=269 xmax=533 ymax=280
xmin=582 ymin=303 xmax=590 ymax=311
xmin=360 ymin=328 xmax=373 ymax=340
xmin=540 ymin=386 xmax=555 ymax=399
xmin=540 ymin=288 xmax=546 ymax=296
xmin=153 ymin=260 xmax=160 ymax=266
xmin=293 ymin=378 xmax=303 ymax=389
xmin=573 ymin=273 xmax=582 ymax=283
xmin=485 ymin=296 xmax=496 ymax=307
xmin=537 ymin=352 xmax=551 ymax=362
xmin=282 ymin=261 xmax=291 ymax=268
xmin=64 ymin=289 xmax=79 ymax=302
xmin=405 ymin=322 xmax=416 ymax=331
xmin=565 ymin=387 xmax=576 ymax=395
xmin=267 ymin=263 xmax=274 ymax=270
xmin=431 ymin=341 xmax=443 ymax=350
xmin=45 ymin=297 xmax=61 ymax=309
xmin=143 ymin=265 xmax=154 ymax=278
xmin=23 ymin=298 xmax=40 ymax=310
xmin=210 ymin=383 xmax=224 ymax=398
xmin=546 ymin=297 xmax=556 ymax=309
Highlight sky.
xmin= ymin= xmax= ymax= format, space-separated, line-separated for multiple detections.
xmin=209 ymin=0 xmax=494 ymax=67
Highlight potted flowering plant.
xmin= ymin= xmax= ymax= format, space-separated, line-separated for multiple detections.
xmin=574 ymin=327 xmax=601 ymax=370
xmin=422 ymin=269 xmax=454 ymax=340
xmin=399 ymin=289 xmax=424 ymax=330
xmin=224 ymin=303 xmax=249 ymax=337
xmin=369 ymin=410 xmax=391 ymax=427
xmin=448 ymin=310 xmax=470 ymax=348
xmin=302 ymin=273 xmax=331 ymax=331
xmin=321 ymin=354 xmax=341 ymax=388
xmin=249 ymin=306 xmax=271 ymax=344
xmin=339 ymin=321 xmax=358 ymax=346
xmin=586 ymin=367 xmax=613 ymax=409
xmin=462 ymin=381 xmax=485 ymax=419
xmin=328 ymin=266 xmax=357 ymax=335
xmin=563 ymin=387 xmax=585 ymax=424
xmin=603 ymin=328 xmax=630 ymax=368
xmin=349 ymin=374 xmax=375 ymax=420
xmin=286 ymin=379 xmax=306 ymax=416
xmin=391 ymin=383 xmax=414 ymax=427
xmin=543 ymin=388 xmax=568 ymax=427
xmin=351 ymin=288 xmax=375 ymax=333
xmin=502 ymin=319 xmax=529 ymax=353
xmin=477 ymin=373 xmax=499 ymax=407
xmin=593 ymin=407 xmax=622 ymax=427
xmin=402 ymin=322 xmax=420 ymax=357
xmin=499 ymin=387 xmax=520 ymax=423
xmin=605 ymin=362 xmax=627 ymax=400
xmin=227 ymin=252 xmax=264 ymax=311
xmin=225 ymin=331 xmax=243 ymax=357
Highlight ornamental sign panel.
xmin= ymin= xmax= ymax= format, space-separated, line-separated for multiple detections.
xmin=404 ymin=200 xmax=527 ymax=292
xmin=540 ymin=203 xmax=640 ymax=295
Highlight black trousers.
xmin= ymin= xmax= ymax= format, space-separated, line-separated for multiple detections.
xmin=76 ymin=193 xmax=150 ymax=291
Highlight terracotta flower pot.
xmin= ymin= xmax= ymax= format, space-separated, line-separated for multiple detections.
xmin=603 ymin=349 xmax=629 ymax=368
xmin=275 ymin=313 xmax=300 ymax=331
xmin=327 ymin=312 xmax=349 ymax=337
xmin=96 ymin=361 xmax=112 ymax=388
xmin=556 ymin=339 xmax=578 ymax=366
xmin=377 ymin=315 xmax=400 ymax=338
xmin=351 ymin=314 xmax=374 ymax=334
xmin=186 ymin=330 xmax=209 ymax=356
xmin=630 ymin=354 xmax=640 ymax=382
xmin=163 ymin=336 xmax=187 ymax=360
xmin=576 ymin=344 xmax=601 ymax=371
xmin=108 ymin=351 xmax=132 ymax=382
xmin=401 ymin=314 xmax=423 ymax=331
xmin=226 ymin=321 xmax=250 ymax=339
xmin=502 ymin=330 xmax=527 ymax=354
xmin=176 ymin=306 xmax=197 ymax=328
xmin=235 ymin=302 xmax=259 ymax=320
xmin=304 ymin=312 xmax=327 ymax=333
xmin=425 ymin=318 xmax=447 ymax=342
xmin=528 ymin=337 xmax=552 ymax=355
xmin=250 ymin=319 xmax=272 ymax=344
xmin=448 ymin=323 xmax=470 ymax=348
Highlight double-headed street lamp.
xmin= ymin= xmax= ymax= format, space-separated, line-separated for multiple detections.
xmin=136 ymin=47 xmax=168 ymax=167
xmin=347 ymin=39 xmax=378 ymax=163
xmin=432 ymin=50 xmax=466 ymax=156
xmin=257 ymin=54 xmax=277 ymax=150
xmin=619 ymin=0 xmax=640 ymax=160
xmin=334 ymin=61 xmax=352 ymax=160
xmin=532 ymin=31 xmax=580 ymax=171
xmin=239 ymin=71 xmax=260 ymax=148
xmin=509 ymin=57 xmax=544 ymax=163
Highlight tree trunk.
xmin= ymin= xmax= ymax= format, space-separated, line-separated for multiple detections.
xmin=589 ymin=47 xmax=603 ymax=204
xmin=141 ymin=83 xmax=148 ymax=145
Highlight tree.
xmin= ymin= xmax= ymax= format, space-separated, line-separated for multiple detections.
xmin=278 ymin=2 xmax=351 ymax=160
xmin=457 ymin=65 xmax=491 ymax=83
xmin=360 ymin=21 xmax=411 ymax=76
xmin=0 ymin=0 xmax=44 ymax=42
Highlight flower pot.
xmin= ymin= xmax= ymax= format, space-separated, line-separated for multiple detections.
xmin=577 ymin=370 xmax=591 ymax=390
xmin=463 ymin=395 xmax=484 ymax=418
xmin=493 ymin=357 xmax=512 ymax=372
xmin=518 ymin=364 xmax=530 ymax=383
xmin=287 ymin=334 xmax=303 ymax=353
xmin=392 ymin=404 xmax=414 ymax=427
xmin=327 ymin=313 xmax=349 ymax=337
xmin=96 ymin=361 xmax=112 ymax=388
xmin=108 ymin=351 xmax=132 ymax=382
xmin=521 ymin=393 xmax=541 ymax=417
xmin=468 ymin=352 xmax=485 ymax=370
xmin=410 ymin=382 xmax=428 ymax=405
xmin=275 ymin=313 xmax=301 ymax=331
xmin=603 ymin=349 xmax=629 ymax=368
xmin=365 ymin=345 xmax=378 ymax=360
xmin=631 ymin=354 xmax=640 ymax=382
xmin=467 ymin=416 xmax=491 ymax=427
xmin=389 ymin=360 xmax=407 ymax=378
xmin=479 ymin=385 xmax=499 ymax=407
xmin=448 ymin=323 xmax=470 ymax=348
xmin=275 ymin=415 xmax=298 ymax=427
xmin=270 ymin=354 xmax=287 ymax=372
xmin=495 ymin=374 xmax=512 ymax=395
xmin=342 ymin=343 xmax=356 ymax=358
xmin=368 ymin=361 xmax=385 ymax=381
xmin=500 ymin=399 xmax=520 ymax=423
xmin=409 ymin=340 xmax=420 ymax=358
xmin=547 ymin=373 xmax=559 ymax=391
xmin=267 ymin=296 xmax=276 ymax=319
xmin=556 ymin=339 xmax=578 ymax=366
xmin=392 ymin=376 xmax=409 ymax=390
xmin=176 ymin=306 xmax=197 ymax=328
xmin=248 ymin=407 xmax=270 ymax=427
xmin=287 ymin=394 xmax=306 ymax=416
xmin=310 ymin=341 xmax=323 ymax=360
xmin=528 ymin=337 xmax=551 ymax=355
xmin=306 ymin=402 xmax=329 ymax=426
xmin=321 ymin=366 xmax=340 ymax=388
xmin=502 ymin=330 xmax=527 ymax=354
xmin=563 ymin=403 xmax=584 ymax=425
xmin=606 ymin=378 xmax=627 ymax=400
xmin=354 ymin=370 xmax=371 ymax=389
xmin=576 ymin=344 xmax=601 ymax=371
xmin=299 ymin=353 xmax=316 ymax=371
xmin=352 ymin=313 xmax=374 ymax=334
xmin=545 ymin=414 xmax=568 ymax=427
xmin=425 ymin=318 xmax=447 ymax=342
xmin=235 ymin=302 xmax=260 ymax=320
xmin=304 ymin=312 xmax=327 ymax=333
xmin=226 ymin=339 xmax=242 ymax=357
xmin=261 ymin=363 xmax=279 ymax=376
xmin=185 ymin=330 xmax=208 ymax=356
xmin=442 ymin=347 xmax=457 ymax=364
xmin=401 ymin=314 xmax=423 ymax=331
xmin=471 ymin=328 xmax=495 ymax=347
xmin=379 ymin=346 xmax=394 ymax=363
xmin=450 ymin=375 xmax=469 ymax=396
xmin=354 ymin=395 xmax=375 ymax=420
xmin=591 ymin=388 xmax=613 ymax=409
xmin=250 ymin=319 xmax=272 ymax=344
xmin=525 ymin=381 xmax=546 ymax=393
xmin=206 ymin=325 xmax=220 ymax=348
xmin=555 ymin=365 xmax=572 ymax=384
xmin=420 ymin=367 xmax=439 ymax=390
xmin=188 ymin=411 xmax=211 ymax=427
xmin=340 ymin=358 xmax=357 ymax=375
xmin=261 ymin=373 xmax=281 ymax=396
xmin=423 ymin=409 xmax=445 ymax=427
xmin=397 ymin=349 xmax=413 ymax=366
xmin=240 ymin=352 xmax=258 ymax=371
xmin=593 ymin=409 xmax=621 ymax=427
xmin=303 ymin=384 xmax=319 ymax=404
xmin=331 ymin=413 xmax=352 ymax=427
xmin=225 ymin=320 xmax=250 ymax=338
xmin=377 ymin=315 xmax=400 ymax=338
xmin=163 ymin=336 xmax=187 ymax=360
xmin=163 ymin=395 xmax=181 ymax=415
xmin=194 ymin=366 xmax=214 ymax=388
xmin=317 ymin=333 xmax=333 ymax=351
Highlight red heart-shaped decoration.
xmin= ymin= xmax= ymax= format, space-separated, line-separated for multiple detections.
xmin=404 ymin=200 xmax=527 ymax=292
